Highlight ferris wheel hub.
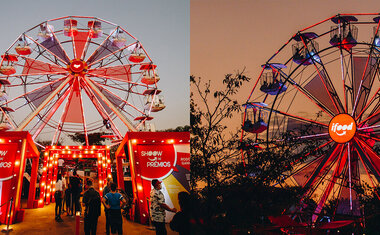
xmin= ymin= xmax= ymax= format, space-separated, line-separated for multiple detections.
xmin=328 ymin=114 xmax=356 ymax=143
xmin=68 ymin=59 xmax=88 ymax=75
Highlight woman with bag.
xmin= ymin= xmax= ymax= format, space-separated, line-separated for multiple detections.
xmin=55 ymin=174 xmax=64 ymax=222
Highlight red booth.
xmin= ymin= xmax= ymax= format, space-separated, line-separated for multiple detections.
xmin=0 ymin=132 xmax=39 ymax=224
xmin=115 ymin=132 xmax=190 ymax=224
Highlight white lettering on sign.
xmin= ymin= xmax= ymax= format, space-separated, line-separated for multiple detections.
xmin=181 ymin=157 xmax=190 ymax=165
xmin=0 ymin=162 xmax=12 ymax=168
xmin=141 ymin=151 xmax=163 ymax=157
xmin=147 ymin=162 xmax=171 ymax=167
xmin=330 ymin=122 xmax=354 ymax=136
xmin=0 ymin=151 xmax=8 ymax=157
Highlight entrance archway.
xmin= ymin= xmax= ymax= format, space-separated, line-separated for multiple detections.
xmin=40 ymin=145 xmax=111 ymax=205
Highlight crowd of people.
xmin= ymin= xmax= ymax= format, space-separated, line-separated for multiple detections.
xmin=54 ymin=170 xmax=203 ymax=235
xmin=54 ymin=170 xmax=84 ymax=222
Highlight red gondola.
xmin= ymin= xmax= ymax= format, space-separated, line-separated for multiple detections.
xmin=63 ymin=19 xmax=78 ymax=37
xmin=88 ymin=21 xmax=102 ymax=38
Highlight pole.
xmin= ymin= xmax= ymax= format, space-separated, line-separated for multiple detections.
xmin=1 ymin=197 xmax=13 ymax=233
xmin=75 ymin=211 xmax=80 ymax=235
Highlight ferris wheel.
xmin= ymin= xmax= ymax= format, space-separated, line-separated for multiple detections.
xmin=242 ymin=14 xmax=380 ymax=222
xmin=0 ymin=16 xmax=165 ymax=145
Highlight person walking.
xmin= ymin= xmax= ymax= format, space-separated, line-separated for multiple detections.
xmin=82 ymin=179 xmax=101 ymax=235
xmin=55 ymin=174 xmax=64 ymax=222
xmin=103 ymin=177 xmax=112 ymax=235
xmin=65 ymin=183 xmax=73 ymax=216
xmin=102 ymin=183 xmax=126 ymax=235
xmin=70 ymin=170 xmax=82 ymax=214
xmin=150 ymin=179 xmax=177 ymax=235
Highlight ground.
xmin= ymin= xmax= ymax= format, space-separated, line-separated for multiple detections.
xmin=2 ymin=203 xmax=177 ymax=235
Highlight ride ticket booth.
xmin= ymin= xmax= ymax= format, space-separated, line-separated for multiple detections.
xmin=115 ymin=132 xmax=190 ymax=224
xmin=0 ymin=131 xmax=39 ymax=224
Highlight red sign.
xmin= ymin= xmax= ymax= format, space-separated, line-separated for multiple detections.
xmin=0 ymin=143 xmax=18 ymax=222
xmin=0 ymin=144 xmax=18 ymax=180
xmin=176 ymin=152 xmax=190 ymax=171
xmin=137 ymin=144 xmax=176 ymax=180
xmin=329 ymin=114 xmax=356 ymax=143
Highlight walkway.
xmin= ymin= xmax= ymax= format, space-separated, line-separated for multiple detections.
xmin=3 ymin=203 xmax=176 ymax=235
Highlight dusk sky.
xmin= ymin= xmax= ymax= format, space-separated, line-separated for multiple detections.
xmin=191 ymin=0 xmax=380 ymax=131
xmin=0 ymin=0 xmax=189 ymax=141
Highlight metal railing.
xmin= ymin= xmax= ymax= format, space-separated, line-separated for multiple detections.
xmin=1 ymin=197 xmax=14 ymax=233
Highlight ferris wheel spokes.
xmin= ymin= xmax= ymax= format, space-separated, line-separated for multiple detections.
xmin=80 ymin=81 xmax=123 ymax=139
xmin=15 ymin=75 xmax=72 ymax=131
xmin=82 ymin=75 xmax=137 ymax=131
xmin=31 ymin=85 xmax=73 ymax=140
xmin=272 ymin=67 xmax=336 ymax=117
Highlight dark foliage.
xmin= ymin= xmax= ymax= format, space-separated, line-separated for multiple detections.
xmin=68 ymin=132 xmax=106 ymax=145
xmin=159 ymin=125 xmax=191 ymax=132
xmin=190 ymin=71 xmax=251 ymax=189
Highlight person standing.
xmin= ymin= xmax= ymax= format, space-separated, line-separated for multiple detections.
xmin=82 ymin=179 xmax=101 ymax=235
xmin=61 ymin=173 xmax=67 ymax=213
xmin=150 ymin=179 xmax=177 ymax=235
xmin=65 ymin=183 xmax=73 ymax=216
xmin=55 ymin=174 xmax=64 ymax=222
xmin=102 ymin=183 xmax=126 ymax=235
xmin=103 ymin=177 xmax=112 ymax=235
xmin=70 ymin=170 xmax=83 ymax=214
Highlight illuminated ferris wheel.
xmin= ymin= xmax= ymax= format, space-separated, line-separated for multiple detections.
xmin=242 ymin=14 xmax=380 ymax=222
xmin=0 ymin=16 xmax=165 ymax=145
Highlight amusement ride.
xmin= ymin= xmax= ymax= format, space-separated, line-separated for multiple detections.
xmin=0 ymin=16 xmax=165 ymax=146
xmin=241 ymin=13 xmax=380 ymax=229
xmin=0 ymin=16 xmax=167 ymax=224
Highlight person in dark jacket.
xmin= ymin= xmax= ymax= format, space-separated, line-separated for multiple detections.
xmin=82 ymin=179 xmax=101 ymax=235
xmin=70 ymin=170 xmax=82 ymax=214
xmin=170 ymin=191 xmax=206 ymax=235
xmin=65 ymin=183 xmax=73 ymax=216
xmin=55 ymin=174 xmax=64 ymax=222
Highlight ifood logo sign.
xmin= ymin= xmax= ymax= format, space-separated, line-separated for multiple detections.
xmin=329 ymin=114 xmax=356 ymax=143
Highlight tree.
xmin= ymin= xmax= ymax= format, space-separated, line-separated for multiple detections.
xmin=68 ymin=132 xmax=107 ymax=146
xmin=190 ymin=71 xmax=250 ymax=189
xmin=158 ymin=125 xmax=191 ymax=132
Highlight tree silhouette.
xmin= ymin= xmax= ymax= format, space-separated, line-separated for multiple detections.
xmin=190 ymin=71 xmax=250 ymax=189
xmin=68 ymin=132 xmax=106 ymax=146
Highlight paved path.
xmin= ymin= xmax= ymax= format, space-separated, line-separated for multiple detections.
xmin=2 ymin=203 xmax=177 ymax=235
